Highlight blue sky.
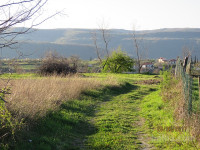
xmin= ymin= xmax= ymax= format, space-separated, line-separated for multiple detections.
xmin=17 ymin=0 xmax=200 ymax=30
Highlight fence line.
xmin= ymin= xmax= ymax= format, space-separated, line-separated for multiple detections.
xmin=175 ymin=58 xmax=197 ymax=115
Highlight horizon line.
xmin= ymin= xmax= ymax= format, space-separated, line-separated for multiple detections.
xmin=13 ymin=26 xmax=200 ymax=31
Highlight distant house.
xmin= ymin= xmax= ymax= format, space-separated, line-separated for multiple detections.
xmin=169 ymin=59 xmax=176 ymax=65
xmin=141 ymin=62 xmax=154 ymax=69
xmin=158 ymin=57 xmax=167 ymax=63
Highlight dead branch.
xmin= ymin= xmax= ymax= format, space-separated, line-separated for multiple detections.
xmin=0 ymin=0 xmax=62 ymax=49
xmin=92 ymin=31 xmax=102 ymax=63
xmin=0 ymin=0 xmax=61 ymax=102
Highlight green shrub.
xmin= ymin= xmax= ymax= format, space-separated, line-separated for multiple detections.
xmin=160 ymin=68 xmax=172 ymax=89
xmin=102 ymin=47 xmax=134 ymax=73
xmin=0 ymin=89 xmax=23 ymax=149
xmin=160 ymin=67 xmax=177 ymax=101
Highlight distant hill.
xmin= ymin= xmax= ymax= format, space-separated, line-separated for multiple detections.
xmin=1 ymin=28 xmax=200 ymax=60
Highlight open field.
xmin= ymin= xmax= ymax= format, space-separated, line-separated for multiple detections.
xmin=0 ymin=73 xmax=199 ymax=149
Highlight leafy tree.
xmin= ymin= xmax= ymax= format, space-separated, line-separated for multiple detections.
xmin=102 ymin=47 xmax=134 ymax=73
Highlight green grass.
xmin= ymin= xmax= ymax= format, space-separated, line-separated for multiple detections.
xmin=2 ymin=73 xmax=199 ymax=149
xmin=19 ymin=64 xmax=37 ymax=70
xmin=14 ymin=82 xmax=141 ymax=150
xmin=86 ymin=84 xmax=154 ymax=150
xmin=1 ymin=59 xmax=40 ymax=72
xmin=15 ymin=99 xmax=97 ymax=150
xmin=141 ymin=89 xmax=199 ymax=149
xmin=192 ymin=78 xmax=200 ymax=113
xmin=83 ymin=73 xmax=159 ymax=83
xmin=0 ymin=73 xmax=38 ymax=79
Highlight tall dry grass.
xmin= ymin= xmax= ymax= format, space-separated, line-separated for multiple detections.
xmin=165 ymin=80 xmax=200 ymax=145
xmin=5 ymin=75 xmax=118 ymax=120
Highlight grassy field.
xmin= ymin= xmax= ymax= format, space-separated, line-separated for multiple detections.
xmin=0 ymin=59 xmax=100 ymax=73
xmin=0 ymin=73 xmax=199 ymax=149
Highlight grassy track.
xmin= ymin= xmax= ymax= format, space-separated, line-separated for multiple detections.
xmin=15 ymin=82 xmax=143 ymax=150
xmin=13 ymin=74 xmax=156 ymax=150
xmin=86 ymin=84 xmax=154 ymax=149
xmin=6 ymin=73 xmax=199 ymax=149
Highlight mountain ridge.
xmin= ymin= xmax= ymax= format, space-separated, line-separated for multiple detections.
xmin=1 ymin=27 xmax=200 ymax=59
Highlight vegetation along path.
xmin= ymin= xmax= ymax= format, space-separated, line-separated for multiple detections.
xmin=14 ymin=74 xmax=199 ymax=150
xmin=85 ymin=82 xmax=153 ymax=149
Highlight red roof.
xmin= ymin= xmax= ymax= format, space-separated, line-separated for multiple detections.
xmin=169 ymin=59 xmax=176 ymax=62
xmin=159 ymin=57 xmax=167 ymax=60
xmin=142 ymin=62 xmax=153 ymax=65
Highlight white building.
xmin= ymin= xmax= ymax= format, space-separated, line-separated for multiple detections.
xmin=169 ymin=59 xmax=176 ymax=65
xmin=141 ymin=62 xmax=154 ymax=69
xmin=158 ymin=57 xmax=167 ymax=63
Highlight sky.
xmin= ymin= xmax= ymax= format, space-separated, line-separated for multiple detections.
xmin=18 ymin=0 xmax=200 ymax=30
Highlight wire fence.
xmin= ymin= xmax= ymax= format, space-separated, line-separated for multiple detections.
xmin=175 ymin=58 xmax=200 ymax=115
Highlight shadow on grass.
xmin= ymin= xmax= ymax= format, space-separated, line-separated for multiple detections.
xmin=14 ymin=82 xmax=138 ymax=150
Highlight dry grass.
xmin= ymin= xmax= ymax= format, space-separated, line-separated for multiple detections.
xmin=170 ymin=81 xmax=187 ymax=120
xmin=165 ymin=80 xmax=200 ymax=145
xmin=5 ymin=75 xmax=118 ymax=120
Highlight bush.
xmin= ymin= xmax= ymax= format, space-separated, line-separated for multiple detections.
xmin=0 ymin=89 xmax=23 ymax=149
xmin=102 ymin=47 xmax=134 ymax=73
xmin=160 ymin=67 xmax=178 ymax=101
xmin=39 ymin=51 xmax=77 ymax=75
xmin=160 ymin=68 xmax=172 ymax=90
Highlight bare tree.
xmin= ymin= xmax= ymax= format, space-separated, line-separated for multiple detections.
xmin=0 ymin=0 xmax=60 ymax=102
xmin=182 ymin=46 xmax=192 ymax=59
xmin=69 ymin=55 xmax=80 ymax=68
xmin=92 ymin=21 xmax=111 ymax=70
xmin=92 ymin=31 xmax=102 ymax=63
xmin=0 ymin=0 xmax=61 ymax=49
xmin=131 ymin=27 xmax=147 ymax=73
